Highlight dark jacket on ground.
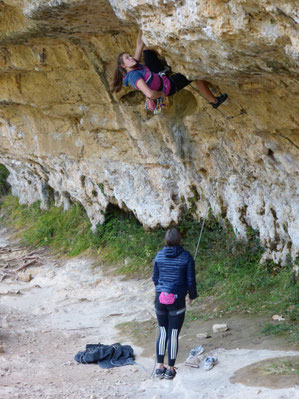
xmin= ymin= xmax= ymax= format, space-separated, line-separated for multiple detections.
xmin=74 ymin=343 xmax=134 ymax=369
xmin=152 ymin=245 xmax=197 ymax=300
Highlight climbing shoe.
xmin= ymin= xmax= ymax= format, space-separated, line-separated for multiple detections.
xmin=164 ymin=368 xmax=177 ymax=380
xmin=203 ymin=356 xmax=218 ymax=371
xmin=154 ymin=367 xmax=167 ymax=379
xmin=211 ymin=93 xmax=228 ymax=109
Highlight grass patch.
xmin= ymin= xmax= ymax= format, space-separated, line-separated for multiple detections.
xmin=0 ymin=193 xmax=298 ymax=334
xmin=185 ymin=309 xmax=204 ymax=322
xmin=261 ymin=322 xmax=299 ymax=343
xmin=261 ymin=323 xmax=293 ymax=336
xmin=194 ymin=222 xmax=299 ymax=318
xmin=116 ymin=319 xmax=156 ymax=346
xmin=259 ymin=358 xmax=299 ymax=376
xmin=0 ymin=195 xmax=97 ymax=256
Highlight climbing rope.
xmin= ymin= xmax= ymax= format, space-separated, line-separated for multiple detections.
xmin=193 ymin=108 xmax=247 ymax=261
xmin=136 ymin=108 xmax=247 ymax=380
xmin=134 ymin=321 xmax=160 ymax=378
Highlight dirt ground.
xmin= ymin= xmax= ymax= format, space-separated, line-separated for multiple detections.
xmin=0 ymin=226 xmax=298 ymax=399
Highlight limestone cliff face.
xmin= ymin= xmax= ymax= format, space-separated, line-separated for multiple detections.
xmin=0 ymin=0 xmax=298 ymax=264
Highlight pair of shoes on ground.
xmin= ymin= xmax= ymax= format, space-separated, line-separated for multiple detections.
xmin=210 ymin=93 xmax=228 ymax=109
xmin=185 ymin=355 xmax=218 ymax=370
xmin=185 ymin=345 xmax=218 ymax=371
xmin=185 ymin=344 xmax=205 ymax=368
xmin=154 ymin=367 xmax=176 ymax=380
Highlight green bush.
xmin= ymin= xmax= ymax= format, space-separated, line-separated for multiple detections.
xmin=0 ymin=164 xmax=10 ymax=196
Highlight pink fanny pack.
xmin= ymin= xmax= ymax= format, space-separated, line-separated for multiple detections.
xmin=159 ymin=292 xmax=177 ymax=305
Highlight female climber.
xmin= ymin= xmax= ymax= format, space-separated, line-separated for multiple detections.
xmin=110 ymin=31 xmax=228 ymax=111
xmin=152 ymin=228 xmax=197 ymax=379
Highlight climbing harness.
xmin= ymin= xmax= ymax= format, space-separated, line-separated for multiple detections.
xmin=193 ymin=108 xmax=247 ymax=261
xmin=145 ymin=66 xmax=170 ymax=87
xmin=144 ymin=67 xmax=170 ymax=114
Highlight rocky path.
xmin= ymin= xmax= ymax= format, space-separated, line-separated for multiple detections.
xmin=0 ymin=226 xmax=298 ymax=399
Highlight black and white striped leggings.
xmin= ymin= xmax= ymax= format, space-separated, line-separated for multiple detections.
xmin=154 ymin=292 xmax=186 ymax=367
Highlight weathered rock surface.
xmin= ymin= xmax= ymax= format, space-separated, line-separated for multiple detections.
xmin=0 ymin=0 xmax=298 ymax=264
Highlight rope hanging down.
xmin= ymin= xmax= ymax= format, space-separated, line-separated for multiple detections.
xmin=137 ymin=108 xmax=247 ymax=380
xmin=193 ymin=108 xmax=247 ymax=261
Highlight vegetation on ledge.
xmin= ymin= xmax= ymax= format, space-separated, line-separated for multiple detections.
xmin=0 ymin=164 xmax=10 ymax=196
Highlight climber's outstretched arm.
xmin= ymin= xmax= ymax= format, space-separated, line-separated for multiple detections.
xmin=134 ymin=30 xmax=145 ymax=62
xmin=136 ymin=79 xmax=164 ymax=100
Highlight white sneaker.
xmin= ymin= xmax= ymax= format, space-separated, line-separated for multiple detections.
xmin=185 ymin=345 xmax=205 ymax=368
xmin=189 ymin=345 xmax=204 ymax=357
xmin=203 ymin=356 xmax=218 ymax=371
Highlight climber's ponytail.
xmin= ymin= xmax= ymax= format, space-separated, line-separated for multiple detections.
xmin=110 ymin=53 xmax=127 ymax=93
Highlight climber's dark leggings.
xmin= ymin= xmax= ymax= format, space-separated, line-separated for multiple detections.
xmin=154 ymin=292 xmax=186 ymax=366
xmin=143 ymin=50 xmax=192 ymax=96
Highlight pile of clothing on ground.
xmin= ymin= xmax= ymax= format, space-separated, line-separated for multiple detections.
xmin=74 ymin=343 xmax=135 ymax=369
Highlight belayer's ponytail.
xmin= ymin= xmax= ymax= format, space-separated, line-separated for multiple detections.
xmin=110 ymin=53 xmax=127 ymax=93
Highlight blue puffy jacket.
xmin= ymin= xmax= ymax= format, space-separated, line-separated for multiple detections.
xmin=152 ymin=245 xmax=198 ymax=299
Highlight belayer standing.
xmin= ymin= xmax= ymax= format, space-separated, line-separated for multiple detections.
xmin=110 ymin=30 xmax=228 ymax=110
xmin=152 ymin=228 xmax=197 ymax=379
